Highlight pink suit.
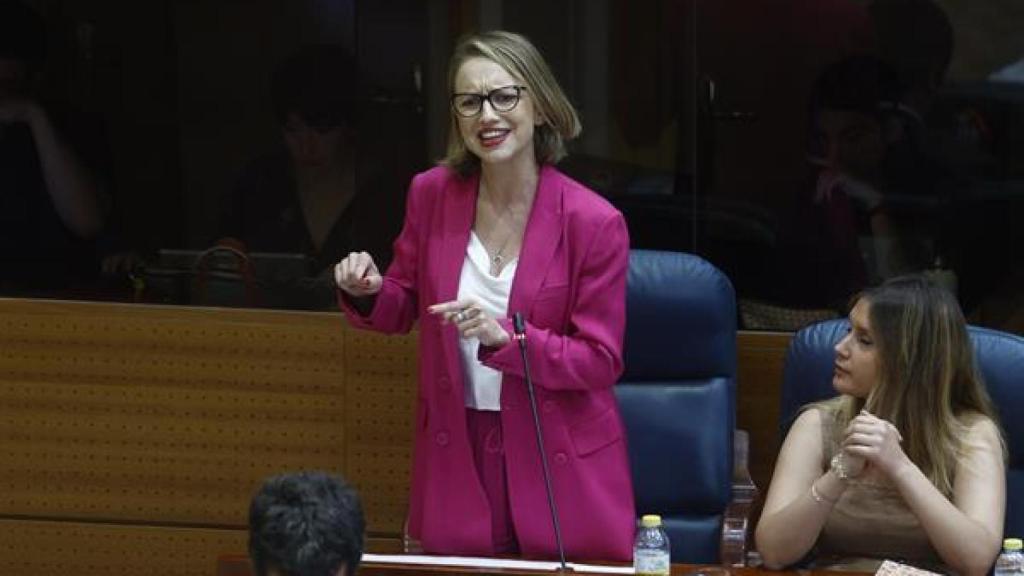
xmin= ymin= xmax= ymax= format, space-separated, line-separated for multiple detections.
xmin=340 ymin=164 xmax=635 ymax=561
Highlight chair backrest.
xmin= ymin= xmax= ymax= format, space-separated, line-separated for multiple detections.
xmin=616 ymin=250 xmax=737 ymax=563
xmin=780 ymin=318 xmax=1024 ymax=538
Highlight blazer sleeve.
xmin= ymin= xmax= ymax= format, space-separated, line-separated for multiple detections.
xmin=337 ymin=173 xmax=425 ymax=334
xmin=480 ymin=211 xmax=628 ymax=392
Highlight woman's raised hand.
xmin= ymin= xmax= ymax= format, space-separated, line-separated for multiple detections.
xmin=428 ymin=299 xmax=510 ymax=348
xmin=334 ymin=251 xmax=383 ymax=297
xmin=842 ymin=409 xmax=910 ymax=478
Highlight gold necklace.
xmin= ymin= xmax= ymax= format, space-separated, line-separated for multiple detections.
xmin=481 ymin=200 xmax=521 ymax=275
xmin=490 ymin=235 xmax=512 ymax=271
xmin=478 ymin=179 xmax=533 ymax=274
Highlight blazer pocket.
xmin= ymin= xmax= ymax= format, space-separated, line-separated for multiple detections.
xmin=531 ymin=283 xmax=570 ymax=329
xmin=570 ymin=408 xmax=622 ymax=458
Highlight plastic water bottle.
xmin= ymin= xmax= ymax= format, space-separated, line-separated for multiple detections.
xmin=995 ymin=538 xmax=1024 ymax=576
xmin=634 ymin=514 xmax=671 ymax=576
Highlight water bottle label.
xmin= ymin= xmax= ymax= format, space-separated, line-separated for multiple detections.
xmin=994 ymin=550 xmax=1024 ymax=576
xmin=634 ymin=549 xmax=670 ymax=576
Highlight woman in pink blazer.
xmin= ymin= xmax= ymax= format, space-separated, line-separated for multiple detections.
xmin=334 ymin=31 xmax=635 ymax=561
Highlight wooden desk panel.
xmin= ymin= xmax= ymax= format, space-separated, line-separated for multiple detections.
xmin=361 ymin=564 xmax=855 ymax=576
xmin=0 ymin=518 xmax=245 ymax=576
xmin=216 ymin=554 xmax=863 ymax=576
xmin=0 ymin=299 xmax=416 ymax=575
xmin=0 ymin=300 xmax=352 ymax=527
xmin=735 ymin=331 xmax=793 ymax=498
xmin=0 ymin=299 xmax=798 ymax=576
xmin=344 ymin=329 xmax=417 ymax=532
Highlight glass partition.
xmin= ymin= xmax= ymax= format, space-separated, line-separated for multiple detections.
xmin=3 ymin=0 xmax=1021 ymax=336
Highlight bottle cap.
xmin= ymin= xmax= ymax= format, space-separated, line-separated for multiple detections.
xmin=640 ymin=514 xmax=662 ymax=528
xmin=1005 ymin=538 xmax=1023 ymax=551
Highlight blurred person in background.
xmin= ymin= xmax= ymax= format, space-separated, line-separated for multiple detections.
xmin=0 ymin=0 xmax=110 ymax=292
xmin=215 ymin=44 xmax=401 ymax=309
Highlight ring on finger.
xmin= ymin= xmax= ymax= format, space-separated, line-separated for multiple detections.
xmin=454 ymin=311 xmax=467 ymax=323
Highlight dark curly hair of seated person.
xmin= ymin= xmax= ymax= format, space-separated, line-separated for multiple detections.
xmin=248 ymin=471 xmax=366 ymax=576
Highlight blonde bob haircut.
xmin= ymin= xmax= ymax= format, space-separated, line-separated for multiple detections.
xmin=442 ymin=30 xmax=581 ymax=176
xmin=829 ymin=274 xmax=1004 ymax=497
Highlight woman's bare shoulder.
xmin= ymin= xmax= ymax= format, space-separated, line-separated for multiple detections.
xmin=785 ymin=406 xmax=826 ymax=444
xmin=958 ymin=412 xmax=1005 ymax=454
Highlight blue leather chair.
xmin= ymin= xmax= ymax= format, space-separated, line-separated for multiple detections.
xmin=616 ymin=250 xmax=747 ymax=564
xmin=779 ymin=318 xmax=1024 ymax=538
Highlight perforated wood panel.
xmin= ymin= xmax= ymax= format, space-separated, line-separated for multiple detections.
xmin=345 ymin=329 xmax=417 ymax=533
xmin=0 ymin=298 xmax=419 ymax=571
xmin=0 ymin=518 xmax=246 ymax=576
xmin=0 ymin=301 xmax=347 ymax=526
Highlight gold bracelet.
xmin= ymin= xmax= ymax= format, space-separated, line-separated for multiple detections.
xmin=810 ymin=481 xmax=837 ymax=505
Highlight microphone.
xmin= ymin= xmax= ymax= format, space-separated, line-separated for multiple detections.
xmin=513 ymin=312 xmax=570 ymax=572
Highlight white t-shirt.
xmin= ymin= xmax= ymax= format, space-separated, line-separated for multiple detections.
xmin=456 ymin=231 xmax=517 ymax=411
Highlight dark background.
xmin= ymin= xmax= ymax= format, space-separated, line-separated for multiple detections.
xmin=10 ymin=0 xmax=1024 ymax=334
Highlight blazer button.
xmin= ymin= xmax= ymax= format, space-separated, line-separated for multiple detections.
xmin=438 ymin=377 xmax=451 ymax=392
xmin=435 ymin=431 xmax=450 ymax=446
xmin=553 ymin=451 xmax=568 ymax=465
xmin=543 ymin=400 xmax=556 ymax=413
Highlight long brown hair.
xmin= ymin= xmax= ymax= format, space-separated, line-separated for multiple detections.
xmin=835 ymin=275 xmax=1003 ymax=495
xmin=441 ymin=30 xmax=581 ymax=176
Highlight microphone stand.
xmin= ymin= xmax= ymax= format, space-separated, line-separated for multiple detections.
xmin=513 ymin=312 xmax=570 ymax=572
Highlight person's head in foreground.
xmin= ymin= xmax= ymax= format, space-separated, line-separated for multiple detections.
xmin=249 ymin=471 xmax=365 ymax=576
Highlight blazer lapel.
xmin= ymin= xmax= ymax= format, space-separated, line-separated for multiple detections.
xmin=436 ymin=172 xmax=477 ymax=376
xmin=510 ymin=165 xmax=562 ymax=320
xmin=436 ymin=173 xmax=477 ymax=304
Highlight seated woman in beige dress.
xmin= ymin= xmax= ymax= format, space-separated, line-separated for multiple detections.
xmin=756 ymin=275 xmax=1006 ymax=575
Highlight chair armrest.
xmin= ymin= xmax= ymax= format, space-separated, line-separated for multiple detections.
xmin=720 ymin=428 xmax=759 ymax=567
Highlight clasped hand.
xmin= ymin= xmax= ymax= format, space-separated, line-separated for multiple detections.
xmin=841 ymin=409 xmax=910 ymax=478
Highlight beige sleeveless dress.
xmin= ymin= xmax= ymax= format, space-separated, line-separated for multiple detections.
xmin=809 ymin=403 xmax=950 ymax=573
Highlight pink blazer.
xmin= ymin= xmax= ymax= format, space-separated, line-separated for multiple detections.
xmin=340 ymin=165 xmax=635 ymax=561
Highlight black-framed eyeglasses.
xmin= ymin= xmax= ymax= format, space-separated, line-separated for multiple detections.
xmin=450 ymin=85 xmax=528 ymax=118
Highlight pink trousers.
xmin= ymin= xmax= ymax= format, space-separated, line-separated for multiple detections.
xmin=466 ymin=408 xmax=519 ymax=554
